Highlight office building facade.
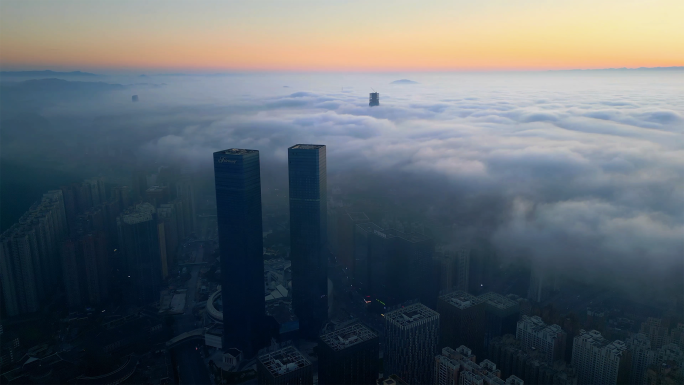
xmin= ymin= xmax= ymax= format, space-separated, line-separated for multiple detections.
xmin=354 ymin=223 xmax=435 ymax=308
xmin=479 ymin=292 xmax=520 ymax=358
xmin=318 ymin=323 xmax=379 ymax=384
xmin=437 ymin=291 xmax=487 ymax=358
xmin=384 ymin=302 xmax=440 ymax=384
xmin=117 ymin=203 xmax=162 ymax=306
xmin=214 ymin=148 xmax=267 ymax=356
xmin=288 ymin=144 xmax=328 ymax=338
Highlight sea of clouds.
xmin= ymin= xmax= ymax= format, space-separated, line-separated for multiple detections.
xmin=5 ymin=71 xmax=683 ymax=299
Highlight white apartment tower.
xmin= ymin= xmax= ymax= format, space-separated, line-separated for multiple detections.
xmin=516 ymin=315 xmax=566 ymax=364
xmin=572 ymin=329 xmax=627 ymax=385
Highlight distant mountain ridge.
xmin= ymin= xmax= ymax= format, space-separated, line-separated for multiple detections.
xmin=551 ymin=66 xmax=684 ymax=72
xmin=0 ymin=70 xmax=100 ymax=77
xmin=391 ymin=79 xmax=419 ymax=84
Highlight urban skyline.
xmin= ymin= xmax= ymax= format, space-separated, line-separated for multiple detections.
xmin=0 ymin=1 xmax=682 ymax=384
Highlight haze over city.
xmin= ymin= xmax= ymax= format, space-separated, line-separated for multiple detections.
xmin=0 ymin=1 xmax=682 ymax=385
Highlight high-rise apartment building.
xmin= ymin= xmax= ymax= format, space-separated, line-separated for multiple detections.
xmin=157 ymin=204 xmax=179 ymax=269
xmin=257 ymin=345 xmax=313 ymax=384
xmin=384 ymin=302 xmax=440 ymax=384
xmin=516 ymin=315 xmax=566 ymax=365
xmin=288 ymin=144 xmax=328 ymax=338
xmin=437 ymin=291 xmax=487 ymax=358
xmin=625 ymin=333 xmax=656 ymax=385
xmin=572 ymin=329 xmax=628 ymax=385
xmin=1 ymin=190 xmax=68 ymax=317
xmin=176 ymin=176 xmax=196 ymax=236
xmin=318 ymin=323 xmax=379 ymax=385
xmin=433 ymin=245 xmax=470 ymax=293
xmin=60 ymin=238 xmax=86 ymax=309
xmin=86 ymin=232 xmax=109 ymax=303
xmin=214 ymin=148 xmax=266 ymax=356
xmin=488 ymin=334 xmax=578 ymax=384
xmin=117 ymin=203 xmax=162 ymax=306
xmin=479 ymin=292 xmax=520 ymax=357
xmin=434 ymin=354 xmax=459 ymax=385
xmin=436 ymin=345 xmax=522 ymax=385
xmin=640 ymin=318 xmax=672 ymax=351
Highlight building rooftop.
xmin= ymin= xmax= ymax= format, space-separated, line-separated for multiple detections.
xmin=386 ymin=228 xmax=432 ymax=243
xmin=320 ymin=323 xmax=377 ymax=352
xmin=577 ymin=329 xmax=627 ymax=353
xmin=146 ymin=186 xmax=167 ymax=193
xmin=479 ymin=292 xmax=519 ymax=311
xmin=385 ymin=303 xmax=439 ymax=329
xmin=120 ymin=211 xmax=153 ymax=225
xmin=216 ymin=148 xmax=258 ymax=155
xmin=440 ymin=290 xmax=484 ymax=310
xmin=258 ymin=346 xmax=310 ymax=377
xmin=289 ymin=144 xmax=325 ymax=150
xmin=347 ymin=212 xmax=370 ymax=222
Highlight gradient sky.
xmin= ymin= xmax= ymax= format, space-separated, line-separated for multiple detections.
xmin=1 ymin=0 xmax=683 ymax=72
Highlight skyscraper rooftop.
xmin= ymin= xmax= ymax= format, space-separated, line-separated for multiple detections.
xmin=479 ymin=292 xmax=519 ymax=311
xmin=440 ymin=290 xmax=484 ymax=310
xmin=258 ymin=346 xmax=311 ymax=377
xmin=218 ymin=148 xmax=258 ymax=155
xmin=385 ymin=302 xmax=439 ymax=329
xmin=290 ymin=144 xmax=325 ymax=150
xmin=320 ymin=323 xmax=377 ymax=352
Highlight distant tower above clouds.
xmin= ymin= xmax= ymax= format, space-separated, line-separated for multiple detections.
xmin=369 ymin=92 xmax=379 ymax=106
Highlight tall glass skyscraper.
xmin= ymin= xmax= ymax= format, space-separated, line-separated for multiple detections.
xmin=214 ymin=148 xmax=266 ymax=357
xmin=288 ymin=144 xmax=328 ymax=338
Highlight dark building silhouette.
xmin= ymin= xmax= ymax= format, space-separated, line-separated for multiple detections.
xmin=479 ymin=292 xmax=520 ymax=359
xmin=337 ymin=211 xmax=369 ymax=277
xmin=60 ymin=239 xmax=82 ymax=309
xmin=1 ymin=190 xmax=68 ymax=316
xmin=288 ymin=144 xmax=328 ymax=338
xmin=437 ymin=290 xmax=487 ymax=358
xmin=257 ymin=345 xmax=313 ymax=384
xmin=145 ymin=185 xmax=170 ymax=207
xmin=213 ymin=148 xmax=266 ymax=357
xmin=369 ymin=92 xmax=379 ymax=107
xmin=468 ymin=240 xmax=499 ymax=295
xmin=318 ymin=323 xmax=379 ymax=385
xmin=82 ymin=232 xmax=110 ymax=304
xmin=116 ymin=203 xmax=162 ymax=305
xmin=176 ymin=176 xmax=196 ymax=236
xmin=353 ymin=223 xmax=435 ymax=308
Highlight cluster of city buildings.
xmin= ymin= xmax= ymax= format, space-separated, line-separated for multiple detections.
xmin=208 ymin=144 xmax=683 ymax=385
xmin=0 ymin=167 xmax=200 ymax=381
xmin=1 ymin=168 xmax=197 ymax=318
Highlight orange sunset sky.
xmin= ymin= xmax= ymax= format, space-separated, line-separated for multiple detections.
xmin=1 ymin=0 xmax=683 ymax=72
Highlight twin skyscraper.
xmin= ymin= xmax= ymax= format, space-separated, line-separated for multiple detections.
xmin=213 ymin=145 xmax=327 ymax=357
